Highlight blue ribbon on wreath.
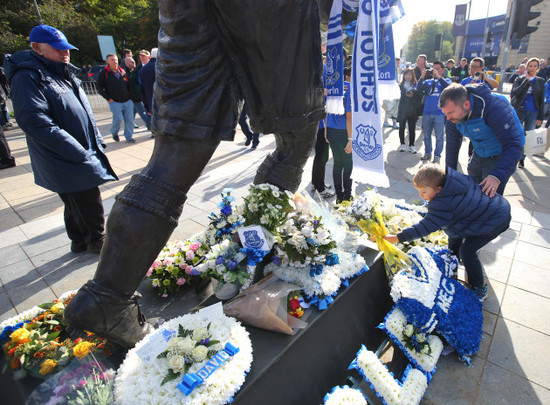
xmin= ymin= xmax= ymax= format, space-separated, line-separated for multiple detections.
xmin=240 ymin=247 xmax=269 ymax=266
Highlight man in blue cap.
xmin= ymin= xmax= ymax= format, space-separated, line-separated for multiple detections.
xmin=4 ymin=24 xmax=118 ymax=254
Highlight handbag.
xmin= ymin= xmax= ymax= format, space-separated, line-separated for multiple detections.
xmin=510 ymin=77 xmax=530 ymax=109
xmin=524 ymin=127 xmax=549 ymax=155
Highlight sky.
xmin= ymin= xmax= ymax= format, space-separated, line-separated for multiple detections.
xmin=393 ymin=0 xmax=509 ymax=55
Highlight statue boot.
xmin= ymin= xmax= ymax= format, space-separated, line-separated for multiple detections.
xmin=65 ymin=137 xmax=220 ymax=348
xmin=254 ymin=122 xmax=317 ymax=192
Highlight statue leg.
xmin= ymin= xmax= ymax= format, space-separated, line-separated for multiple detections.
xmin=64 ymin=136 xmax=220 ymax=348
xmin=254 ymin=121 xmax=317 ymax=192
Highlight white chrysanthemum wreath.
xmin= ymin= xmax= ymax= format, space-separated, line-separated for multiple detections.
xmin=114 ymin=310 xmax=252 ymax=405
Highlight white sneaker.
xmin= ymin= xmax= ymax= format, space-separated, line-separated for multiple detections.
xmin=409 ymin=146 xmax=417 ymax=154
xmin=398 ymin=144 xmax=406 ymax=152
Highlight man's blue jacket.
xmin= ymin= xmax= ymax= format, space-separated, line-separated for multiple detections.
xmin=4 ymin=50 xmax=117 ymax=193
xmin=398 ymin=168 xmax=511 ymax=241
xmin=445 ymin=84 xmax=524 ymax=184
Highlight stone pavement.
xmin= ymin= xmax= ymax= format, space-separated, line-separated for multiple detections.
xmin=0 ymin=112 xmax=549 ymax=404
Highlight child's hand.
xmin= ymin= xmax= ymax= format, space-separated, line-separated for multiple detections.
xmin=383 ymin=235 xmax=399 ymax=244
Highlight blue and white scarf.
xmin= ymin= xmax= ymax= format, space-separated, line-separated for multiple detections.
xmin=325 ymin=0 xmax=345 ymax=114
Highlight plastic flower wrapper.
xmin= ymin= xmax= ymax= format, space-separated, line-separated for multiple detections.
xmin=356 ymin=208 xmax=411 ymax=279
xmin=241 ymin=183 xmax=295 ymax=234
xmin=26 ymin=356 xmax=115 ymax=405
xmin=147 ymin=239 xmax=209 ymax=297
xmin=223 ymin=274 xmax=308 ymax=335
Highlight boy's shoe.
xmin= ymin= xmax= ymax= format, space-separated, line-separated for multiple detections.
xmin=398 ymin=144 xmax=406 ymax=152
xmin=432 ymin=156 xmax=440 ymax=164
xmin=421 ymin=154 xmax=431 ymax=161
xmin=409 ymin=146 xmax=417 ymax=154
xmin=471 ymin=284 xmax=488 ymax=302
xmin=319 ymin=189 xmax=335 ymax=198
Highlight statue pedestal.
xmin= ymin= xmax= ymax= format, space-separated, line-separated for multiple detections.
xmin=0 ymin=246 xmax=392 ymax=404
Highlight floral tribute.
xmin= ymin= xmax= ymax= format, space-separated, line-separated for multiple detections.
xmin=390 ymin=247 xmax=482 ymax=364
xmin=349 ymin=345 xmax=428 ymax=405
xmin=201 ymin=189 xmax=245 ymax=246
xmin=241 ymin=183 xmax=295 ymax=233
xmin=199 ymin=239 xmax=250 ymax=291
xmin=378 ymin=307 xmax=443 ymax=377
xmin=28 ymin=359 xmax=115 ymax=405
xmin=147 ymin=240 xmax=209 ymax=297
xmin=114 ymin=308 xmax=252 ymax=405
xmin=323 ymin=385 xmax=367 ymax=404
xmin=1 ymin=292 xmax=113 ymax=379
xmin=338 ymin=190 xmax=448 ymax=253
xmin=287 ymin=291 xmax=306 ymax=319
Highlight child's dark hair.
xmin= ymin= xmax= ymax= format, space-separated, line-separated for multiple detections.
xmin=413 ymin=164 xmax=446 ymax=188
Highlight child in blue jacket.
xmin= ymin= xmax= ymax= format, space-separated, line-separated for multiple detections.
xmin=384 ymin=164 xmax=511 ymax=302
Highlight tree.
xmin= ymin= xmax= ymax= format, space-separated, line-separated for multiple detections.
xmin=0 ymin=0 xmax=159 ymax=65
xmin=404 ymin=21 xmax=455 ymax=63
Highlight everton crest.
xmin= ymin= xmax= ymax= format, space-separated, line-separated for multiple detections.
xmin=352 ymin=124 xmax=382 ymax=161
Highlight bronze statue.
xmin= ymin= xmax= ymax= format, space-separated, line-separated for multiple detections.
xmin=64 ymin=0 xmax=326 ymax=347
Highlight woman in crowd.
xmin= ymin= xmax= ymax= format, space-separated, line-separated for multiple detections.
xmin=396 ymin=68 xmax=420 ymax=153
xmin=511 ymin=57 xmax=546 ymax=168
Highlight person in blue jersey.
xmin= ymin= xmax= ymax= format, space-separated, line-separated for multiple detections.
xmin=384 ymin=164 xmax=511 ymax=302
xmin=326 ymin=68 xmax=352 ymax=204
xmin=440 ymin=83 xmax=524 ymax=198
xmin=416 ymin=60 xmax=451 ymax=163
xmin=460 ymin=57 xmax=498 ymax=90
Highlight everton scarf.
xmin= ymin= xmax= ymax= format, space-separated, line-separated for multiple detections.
xmin=325 ymin=0 xmax=345 ymax=114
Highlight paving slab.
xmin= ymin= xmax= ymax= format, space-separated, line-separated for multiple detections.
xmin=518 ymin=223 xmax=550 ymax=248
xmin=8 ymin=279 xmax=56 ymax=313
xmin=483 ymin=280 xmax=505 ymax=316
xmin=499 ymin=286 xmax=550 ymax=335
xmin=508 ymin=261 xmax=550 ymax=299
xmin=514 ymin=240 xmax=550 ymax=269
xmin=488 ymin=318 xmax=550 ymax=389
xmin=0 ymin=291 xmax=17 ymax=323
xmin=531 ymin=211 xmax=550 ymax=230
xmin=478 ymin=250 xmax=512 ymax=285
xmin=477 ymin=362 xmax=550 ymax=405
xmin=0 ymin=259 xmax=40 ymax=290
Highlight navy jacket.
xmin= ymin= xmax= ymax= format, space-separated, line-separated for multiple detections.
xmin=398 ymin=168 xmax=511 ymax=241
xmin=4 ymin=50 xmax=117 ymax=193
xmin=139 ymin=57 xmax=156 ymax=113
xmin=445 ymin=84 xmax=524 ymax=184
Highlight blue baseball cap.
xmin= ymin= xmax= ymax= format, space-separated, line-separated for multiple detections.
xmin=29 ymin=25 xmax=78 ymax=51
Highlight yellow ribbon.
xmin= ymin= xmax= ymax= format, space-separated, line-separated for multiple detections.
xmin=356 ymin=210 xmax=411 ymax=279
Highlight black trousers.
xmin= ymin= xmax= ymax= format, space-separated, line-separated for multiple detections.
xmin=0 ymin=126 xmax=15 ymax=165
xmin=398 ymin=115 xmax=417 ymax=146
xmin=311 ymin=127 xmax=329 ymax=192
xmin=58 ymin=187 xmax=105 ymax=246
xmin=326 ymin=128 xmax=352 ymax=201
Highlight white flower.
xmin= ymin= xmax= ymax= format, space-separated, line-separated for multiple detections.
xmin=272 ymin=190 xmax=280 ymax=198
xmin=192 ymin=328 xmax=208 ymax=341
xmin=151 ymin=279 xmax=160 ymax=287
xmin=179 ymin=337 xmax=196 ymax=354
xmin=196 ymin=262 xmax=208 ymax=273
xmin=404 ymin=324 xmax=414 ymax=337
xmin=258 ymin=184 xmax=270 ymax=190
xmin=167 ymin=355 xmax=185 ymax=372
xmin=260 ymin=215 xmax=269 ymax=225
xmin=192 ymin=345 xmax=209 ymax=362
xmin=417 ymin=333 xmax=426 ymax=343
xmin=284 ymin=190 xmax=294 ymax=199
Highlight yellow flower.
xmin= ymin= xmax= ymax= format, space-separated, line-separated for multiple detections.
xmin=73 ymin=341 xmax=93 ymax=358
xmin=10 ymin=327 xmax=30 ymax=344
xmin=50 ymin=302 xmax=65 ymax=314
xmin=39 ymin=359 xmax=58 ymax=375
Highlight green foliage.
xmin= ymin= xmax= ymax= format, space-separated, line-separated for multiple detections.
xmin=160 ymin=368 xmax=180 ymax=386
xmin=404 ymin=21 xmax=455 ymax=63
xmin=0 ymin=0 xmax=159 ymax=65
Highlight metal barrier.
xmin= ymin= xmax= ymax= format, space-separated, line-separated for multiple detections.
xmin=80 ymin=81 xmax=109 ymax=113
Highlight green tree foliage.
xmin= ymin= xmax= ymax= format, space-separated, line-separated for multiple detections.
xmin=0 ymin=0 xmax=159 ymax=66
xmin=404 ymin=21 xmax=455 ymax=63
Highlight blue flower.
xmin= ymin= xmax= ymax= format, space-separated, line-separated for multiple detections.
xmin=215 ymin=256 xmax=226 ymax=265
xmin=221 ymin=205 xmax=232 ymax=216
xmin=227 ymin=260 xmax=238 ymax=270
xmin=309 ymin=264 xmax=323 ymax=277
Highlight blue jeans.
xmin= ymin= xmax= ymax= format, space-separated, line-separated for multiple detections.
xmin=448 ymin=217 xmax=510 ymax=288
xmin=467 ymin=152 xmax=509 ymax=194
xmin=133 ymin=101 xmax=151 ymax=130
xmin=422 ymin=114 xmax=445 ymax=157
xmin=109 ymin=100 xmax=134 ymax=140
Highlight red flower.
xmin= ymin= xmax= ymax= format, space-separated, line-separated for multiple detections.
xmin=289 ymin=298 xmax=301 ymax=311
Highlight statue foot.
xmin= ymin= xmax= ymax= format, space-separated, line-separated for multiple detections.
xmin=64 ymin=281 xmax=152 ymax=348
